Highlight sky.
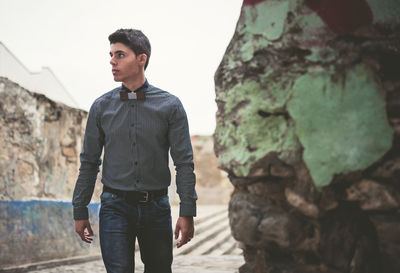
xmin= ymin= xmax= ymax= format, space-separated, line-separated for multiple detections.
xmin=0 ymin=0 xmax=243 ymax=135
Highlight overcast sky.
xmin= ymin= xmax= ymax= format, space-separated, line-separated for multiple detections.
xmin=0 ymin=0 xmax=243 ymax=135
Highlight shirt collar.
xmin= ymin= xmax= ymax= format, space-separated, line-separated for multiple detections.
xmin=121 ymin=79 xmax=149 ymax=93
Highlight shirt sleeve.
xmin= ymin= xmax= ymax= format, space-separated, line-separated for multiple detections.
xmin=72 ymin=100 xmax=104 ymax=220
xmin=168 ymin=98 xmax=197 ymax=217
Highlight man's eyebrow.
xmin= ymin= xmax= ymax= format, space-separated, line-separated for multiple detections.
xmin=110 ymin=50 xmax=126 ymax=56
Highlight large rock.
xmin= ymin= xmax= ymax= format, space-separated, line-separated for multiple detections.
xmin=214 ymin=1 xmax=400 ymax=272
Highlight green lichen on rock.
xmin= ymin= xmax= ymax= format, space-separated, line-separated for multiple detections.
xmin=217 ymin=73 xmax=292 ymax=114
xmin=367 ymin=0 xmax=400 ymax=22
xmin=215 ymin=75 xmax=300 ymax=177
xmin=215 ymin=0 xmax=396 ymax=188
xmin=287 ymin=64 xmax=393 ymax=187
xmin=240 ymin=0 xmax=289 ymax=41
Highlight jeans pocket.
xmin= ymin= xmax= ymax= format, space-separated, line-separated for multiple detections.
xmin=100 ymin=191 xmax=115 ymax=204
xmin=153 ymin=195 xmax=170 ymax=211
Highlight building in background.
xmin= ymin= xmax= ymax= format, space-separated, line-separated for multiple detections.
xmin=0 ymin=41 xmax=79 ymax=108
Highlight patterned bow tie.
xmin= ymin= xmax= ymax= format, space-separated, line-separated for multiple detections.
xmin=120 ymin=90 xmax=146 ymax=101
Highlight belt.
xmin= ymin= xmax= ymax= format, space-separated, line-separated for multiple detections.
xmin=103 ymin=185 xmax=167 ymax=203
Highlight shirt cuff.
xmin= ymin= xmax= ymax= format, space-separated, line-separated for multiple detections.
xmin=73 ymin=207 xmax=89 ymax=220
xmin=179 ymin=203 xmax=196 ymax=217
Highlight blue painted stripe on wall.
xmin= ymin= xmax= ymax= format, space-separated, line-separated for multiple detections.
xmin=0 ymin=200 xmax=100 ymax=235
xmin=0 ymin=200 xmax=100 ymax=207
xmin=0 ymin=200 xmax=101 ymax=267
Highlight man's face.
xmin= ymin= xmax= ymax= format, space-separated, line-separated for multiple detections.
xmin=109 ymin=42 xmax=145 ymax=82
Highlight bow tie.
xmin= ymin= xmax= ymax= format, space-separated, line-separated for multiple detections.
xmin=120 ymin=90 xmax=146 ymax=101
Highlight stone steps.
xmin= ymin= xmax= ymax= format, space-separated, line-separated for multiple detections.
xmin=188 ymin=223 xmax=232 ymax=255
xmin=194 ymin=208 xmax=228 ymax=228
xmin=193 ymin=209 xmax=229 ymax=236
xmin=132 ymin=205 xmax=242 ymax=257
xmin=175 ymin=217 xmax=229 ymax=255
xmin=173 ymin=206 xmax=242 ymax=256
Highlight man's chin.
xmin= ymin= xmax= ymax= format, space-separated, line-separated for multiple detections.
xmin=113 ymin=76 xmax=122 ymax=82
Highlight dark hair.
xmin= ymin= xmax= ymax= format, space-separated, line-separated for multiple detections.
xmin=108 ymin=29 xmax=151 ymax=70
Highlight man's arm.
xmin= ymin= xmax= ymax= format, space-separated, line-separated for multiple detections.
xmin=168 ymin=98 xmax=197 ymax=247
xmin=72 ymin=101 xmax=104 ymax=243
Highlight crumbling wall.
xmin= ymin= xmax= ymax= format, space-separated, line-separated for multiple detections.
xmin=214 ymin=1 xmax=400 ymax=272
xmin=0 ymin=77 xmax=102 ymax=268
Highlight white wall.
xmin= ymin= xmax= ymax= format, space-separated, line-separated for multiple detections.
xmin=0 ymin=42 xmax=79 ymax=108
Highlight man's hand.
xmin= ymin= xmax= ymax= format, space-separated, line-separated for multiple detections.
xmin=174 ymin=216 xmax=194 ymax=248
xmin=75 ymin=219 xmax=94 ymax=244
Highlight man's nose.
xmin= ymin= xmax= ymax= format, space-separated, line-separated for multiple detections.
xmin=110 ymin=58 xmax=117 ymax=66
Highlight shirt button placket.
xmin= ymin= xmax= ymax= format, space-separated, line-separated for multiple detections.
xmin=131 ymin=101 xmax=139 ymax=185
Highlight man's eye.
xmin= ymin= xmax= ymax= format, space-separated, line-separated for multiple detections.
xmin=118 ymin=53 xmax=124 ymax=58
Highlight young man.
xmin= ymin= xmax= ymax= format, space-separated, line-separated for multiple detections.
xmin=72 ymin=29 xmax=197 ymax=273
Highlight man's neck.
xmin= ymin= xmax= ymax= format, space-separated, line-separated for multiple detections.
xmin=122 ymin=74 xmax=146 ymax=92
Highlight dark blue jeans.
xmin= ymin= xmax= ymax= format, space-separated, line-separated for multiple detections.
xmin=99 ymin=191 xmax=173 ymax=273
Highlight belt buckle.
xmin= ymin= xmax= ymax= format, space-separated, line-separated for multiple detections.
xmin=139 ymin=191 xmax=149 ymax=202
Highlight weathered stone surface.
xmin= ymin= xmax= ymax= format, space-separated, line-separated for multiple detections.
xmin=0 ymin=77 xmax=104 ymax=202
xmin=369 ymin=213 xmax=400 ymax=273
xmin=287 ymin=64 xmax=392 ymax=187
xmin=215 ymin=0 xmax=400 ymax=272
xmin=230 ymin=191 xmax=290 ymax=248
xmin=319 ymin=187 xmax=339 ymax=212
xmin=390 ymin=118 xmax=400 ymax=135
xmin=214 ymin=72 xmax=302 ymax=178
xmin=371 ymin=157 xmax=400 ymax=179
xmin=230 ymin=191 xmax=317 ymax=252
xmin=62 ymin=146 xmax=76 ymax=158
xmin=285 ymin=188 xmax=319 ymax=218
xmin=214 ymin=0 xmax=399 ymax=188
xmin=345 ymin=179 xmax=400 ymax=210
xmin=319 ymin=205 xmax=380 ymax=273
xmin=269 ymin=162 xmax=295 ymax=178
xmin=0 ymin=201 xmax=100 ymax=267
xmin=247 ymin=181 xmax=286 ymax=201
xmin=0 ymin=77 xmax=104 ymax=267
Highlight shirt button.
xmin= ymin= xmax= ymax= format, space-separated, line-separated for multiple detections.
xmin=133 ymin=142 xmax=136 ymax=146
xmin=131 ymin=123 xmax=134 ymax=127
xmin=135 ymin=161 xmax=138 ymax=165
xmin=136 ymin=179 xmax=139 ymax=183
xmin=131 ymin=105 xmax=135 ymax=108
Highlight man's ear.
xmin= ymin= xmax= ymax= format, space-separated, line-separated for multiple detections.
xmin=138 ymin=54 xmax=147 ymax=67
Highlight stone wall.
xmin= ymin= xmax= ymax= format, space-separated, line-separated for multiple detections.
xmin=214 ymin=1 xmax=400 ymax=272
xmin=0 ymin=77 xmax=102 ymax=268
xmin=0 ymin=77 xmax=105 ymax=201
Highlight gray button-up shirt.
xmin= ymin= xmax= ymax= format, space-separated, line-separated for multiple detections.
xmin=72 ymin=80 xmax=197 ymax=220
